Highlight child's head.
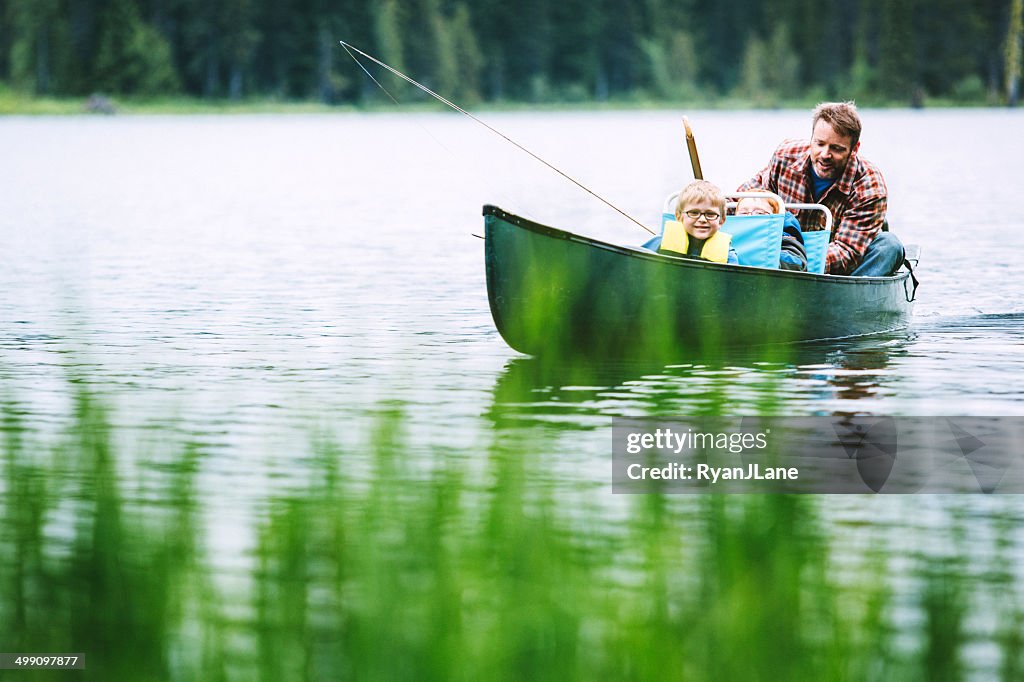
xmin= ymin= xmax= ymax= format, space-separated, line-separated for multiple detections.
xmin=675 ymin=180 xmax=726 ymax=240
xmin=735 ymin=196 xmax=782 ymax=216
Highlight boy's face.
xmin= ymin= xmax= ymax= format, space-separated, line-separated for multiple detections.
xmin=735 ymin=198 xmax=775 ymax=216
xmin=680 ymin=199 xmax=723 ymax=240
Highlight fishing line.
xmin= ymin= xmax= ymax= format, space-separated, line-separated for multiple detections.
xmin=343 ymin=40 xmax=459 ymax=159
xmin=342 ymin=41 xmax=528 ymax=224
xmin=340 ymin=40 xmax=655 ymax=235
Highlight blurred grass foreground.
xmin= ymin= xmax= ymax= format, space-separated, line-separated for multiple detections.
xmin=2 ymin=385 xmax=1024 ymax=681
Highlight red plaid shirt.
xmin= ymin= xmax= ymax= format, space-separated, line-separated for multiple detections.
xmin=738 ymin=139 xmax=887 ymax=275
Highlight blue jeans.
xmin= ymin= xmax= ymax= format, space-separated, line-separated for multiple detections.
xmin=850 ymin=232 xmax=905 ymax=277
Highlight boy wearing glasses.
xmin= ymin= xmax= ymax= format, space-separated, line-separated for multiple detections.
xmin=650 ymin=180 xmax=739 ymax=264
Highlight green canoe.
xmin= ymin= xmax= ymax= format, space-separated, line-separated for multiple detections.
xmin=483 ymin=204 xmax=918 ymax=357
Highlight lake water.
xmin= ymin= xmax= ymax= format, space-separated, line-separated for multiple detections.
xmin=2 ymin=109 xmax=1024 ymax=678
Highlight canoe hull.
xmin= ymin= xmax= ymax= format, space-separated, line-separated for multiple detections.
xmin=483 ymin=205 xmax=916 ymax=357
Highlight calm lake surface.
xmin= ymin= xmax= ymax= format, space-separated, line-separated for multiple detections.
xmin=2 ymin=109 xmax=1024 ymax=678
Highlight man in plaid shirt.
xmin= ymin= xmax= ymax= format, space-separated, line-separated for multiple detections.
xmin=738 ymin=102 xmax=904 ymax=276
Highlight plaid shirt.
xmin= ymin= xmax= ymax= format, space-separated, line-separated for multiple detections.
xmin=738 ymin=139 xmax=887 ymax=275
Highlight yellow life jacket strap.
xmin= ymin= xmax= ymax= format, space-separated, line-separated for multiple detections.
xmin=700 ymin=230 xmax=733 ymax=263
xmin=660 ymin=220 xmax=733 ymax=263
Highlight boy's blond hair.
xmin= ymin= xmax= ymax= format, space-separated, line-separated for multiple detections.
xmin=674 ymin=180 xmax=726 ymax=221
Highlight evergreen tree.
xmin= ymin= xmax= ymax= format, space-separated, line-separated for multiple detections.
xmin=7 ymin=0 xmax=69 ymax=94
xmin=549 ymin=0 xmax=603 ymax=99
xmin=842 ymin=0 xmax=877 ymax=101
xmin=468 ymin=0 xmax=514 ymax=99
xmin=497 ymin=0 xmax=551 ymax=100
xmin=223 ymin=0 xmax=260 ymax=100
xmin=369 ymin=0 xmax=406 ymax=98
xmin=94 ymin=0 xmax=179 ymax=95
xmin=735 ymin=23 xmax=798 ymax=105
xmin=767 ymin=23 xmax=799 ymax=97
xmin=642 ymin=30 xmax=698 ymax=101
xmin=66 ymin=0 xmax=104 ymax=95
xmin=427 ymin=0 xmax=458 ymax=98
xmin=604 ymin=0 xmax=644 ymax=96
xmin=162 ymin=0 xmax=223 ymax=96
xmin=877 ymin=0 xmax=917 ymax=102
xmin=916 ymin=0 xmax=985 ymax=98
xmin=0 ymin=0 xmax=10 ymax=80
xmin=737 ymin=32 xmax=769 ymax=104
xmin=667 ymin=30 xmax=698 ymax=99
xmin=697 ymin=0 xmax=743 ymax=92
xmin=450 ymin=4 xmax=483 ymax=103
xmin=1008 ymin=0 xmax=1023 ymax=105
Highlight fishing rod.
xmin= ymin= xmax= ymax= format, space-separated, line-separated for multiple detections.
xmin=339 ymin=40 xmax=656 ymax=235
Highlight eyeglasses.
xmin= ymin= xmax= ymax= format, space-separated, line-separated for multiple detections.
xmin=683 ymin=209 xmax=721 ymax=222
xmin=736 ymin=208 xmax=772 ymax=216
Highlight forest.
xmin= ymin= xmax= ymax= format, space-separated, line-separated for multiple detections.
xmin=1 ymin=0 xmax=1022 ymax=107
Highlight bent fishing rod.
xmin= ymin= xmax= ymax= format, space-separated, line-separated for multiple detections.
xmin=339 ymin=40 xmax=656 ymax=235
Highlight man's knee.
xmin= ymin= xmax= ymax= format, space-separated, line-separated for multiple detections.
xmin=852 ymin=232 xmax=905 ymax=276
xmin=872 ymin=232 xmax=905 ymax=273
xmin=872 ymin=231 xmax=903 ymax=253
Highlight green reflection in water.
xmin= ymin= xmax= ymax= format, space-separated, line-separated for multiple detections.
xmin=2 ymin=384 xmax=1023 ymax=681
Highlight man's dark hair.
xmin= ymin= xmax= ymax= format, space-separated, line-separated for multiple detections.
xmin=812 ymin=101 xmax=862 ymax=147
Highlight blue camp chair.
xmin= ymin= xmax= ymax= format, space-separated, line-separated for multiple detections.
xmin=652 ymin=191 xmax=834 ymax=273
xmin=800 ymin=230 xmax=829 ymax=274
xmin=782 ymin=201 xmax=832 ymax=274
xmin=721 ymin=214 xmax=784 ymax=268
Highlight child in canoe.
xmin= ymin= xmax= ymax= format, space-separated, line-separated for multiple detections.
xmin=645 ymin=180 xmax=739 ymax=264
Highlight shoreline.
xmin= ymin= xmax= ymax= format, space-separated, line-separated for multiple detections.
xmin=0 ymin=89 xmax=1009 ymax=116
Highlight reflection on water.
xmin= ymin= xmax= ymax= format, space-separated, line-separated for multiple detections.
xmin=486 ymin=333 xmax=914 ymax=428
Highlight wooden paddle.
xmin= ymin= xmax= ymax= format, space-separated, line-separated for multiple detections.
xmin=682 ymin=116 xmax=703 ymax=180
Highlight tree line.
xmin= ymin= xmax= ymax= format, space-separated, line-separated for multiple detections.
xmin=2 ymin=0 xmax=1022 ymax=106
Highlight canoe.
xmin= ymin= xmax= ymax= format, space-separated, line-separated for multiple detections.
xmin=483 ymin=204 xmax=918 ymax=357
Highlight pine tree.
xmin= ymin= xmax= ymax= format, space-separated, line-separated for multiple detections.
xmin=642 ymin=26 xmax=698 ymax=101
xmin=767 ymin=24 xmax=800 ymax=98
xmin=370 ymin=0 xmax=406 ymax=98
xmin=737 ymin=33 xmax=768 ymax=104
xmin=223 ymin=0 xmax=260 ymax=100
xmin=94 ymin=0 xmax=179 ymax=95
xmin=877 ymin=0 xmax=917 ymax=103
xmin=1008 ymin=0 xmax=1023 ymax=105
xmin=454 ymin=5 xmax=483 ymax=101
xmin=0 ymin=0 xmax=10 ymax=80
xmin=7 ymin=0 xmax=70 ymax=94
